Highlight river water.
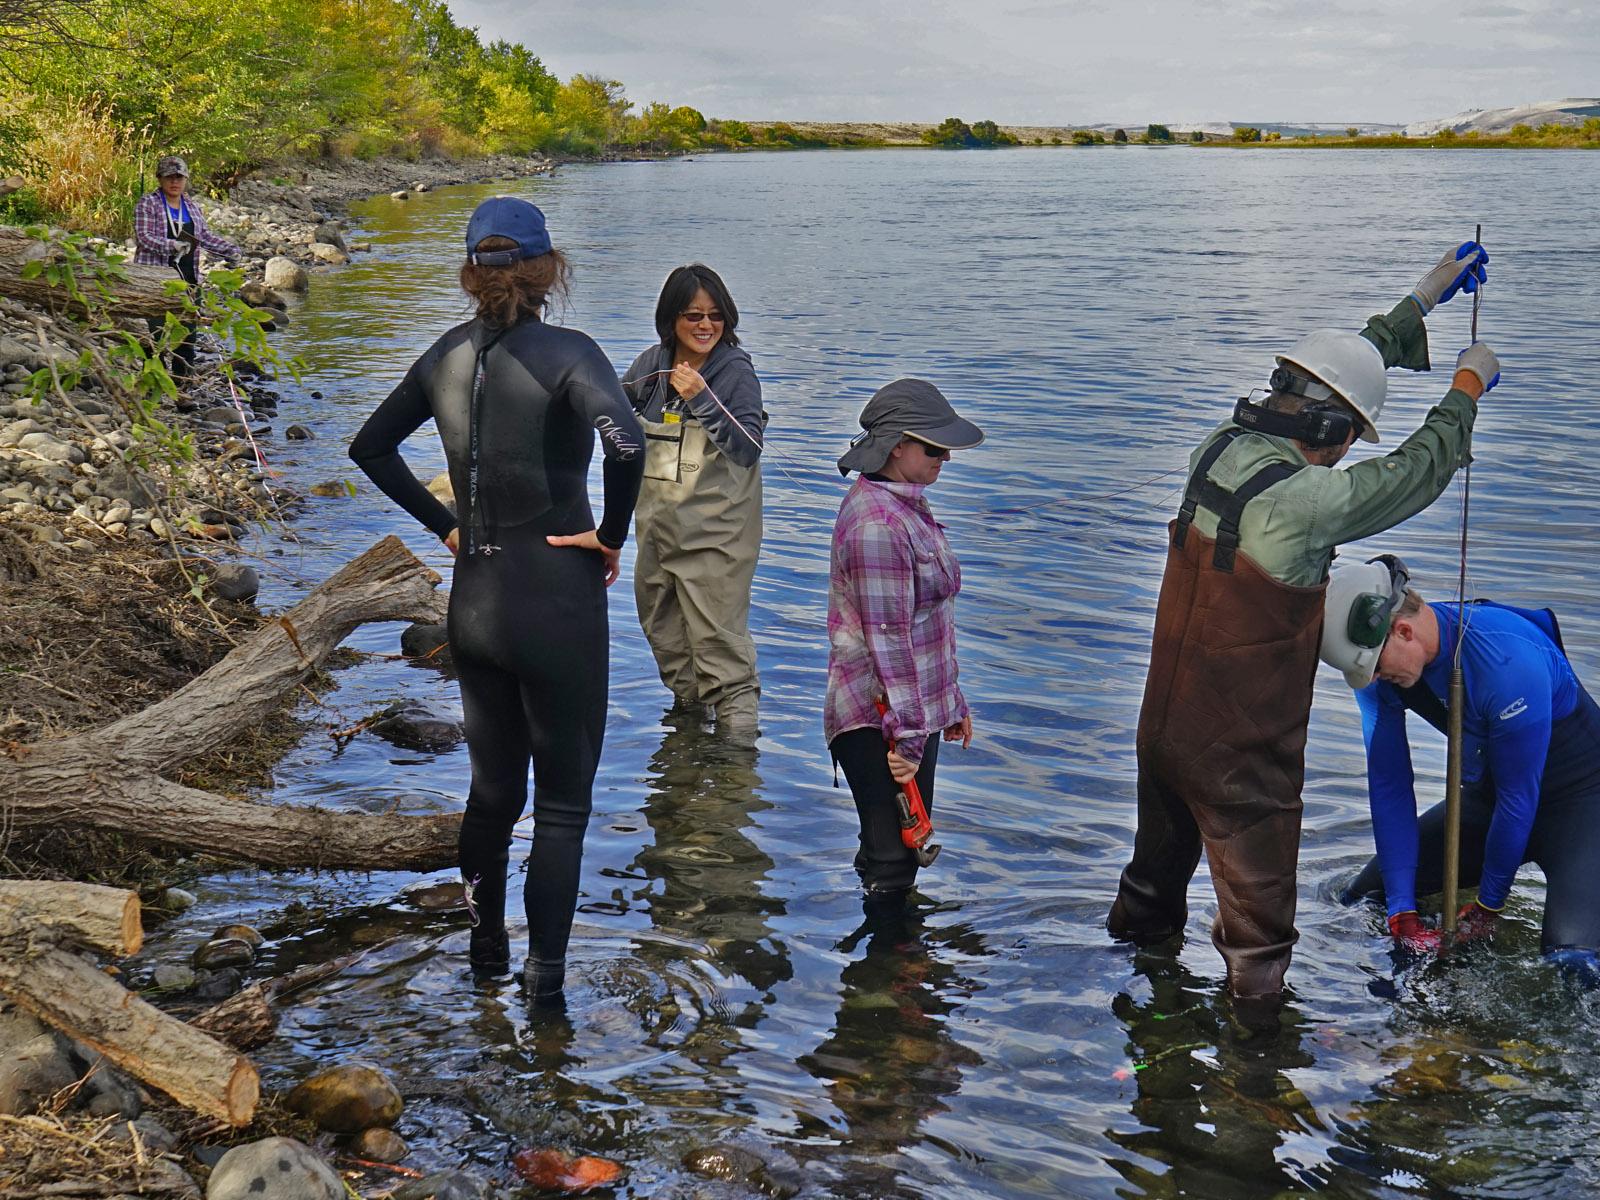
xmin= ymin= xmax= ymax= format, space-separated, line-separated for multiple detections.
xmin=148 ymin=148 xmax=1600 ymax=1197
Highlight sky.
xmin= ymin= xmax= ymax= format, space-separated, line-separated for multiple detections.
xmin=444 ymin=0 xmax=1595 ymax=126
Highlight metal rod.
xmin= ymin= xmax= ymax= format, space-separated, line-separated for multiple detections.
xmin=1443 ymin=667 xmax=1465 ymax=935
xmin=1443 ymin=222 xmax=1482 ymax=939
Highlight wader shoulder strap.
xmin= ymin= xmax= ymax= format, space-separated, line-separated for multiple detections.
xmin=1207 ymin=460 xmax=1303 ymax=571
xmin=1173 ymin=429 xmax=1244 ymax=550
xmin=1172 ymin=429 xmax=1304 ymax=571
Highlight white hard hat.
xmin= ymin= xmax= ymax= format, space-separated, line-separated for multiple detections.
xmin=1275 ymin=330 xmax=1387 ymax=444
xmin=1320 ymin=556 xmax=1410 ymax=688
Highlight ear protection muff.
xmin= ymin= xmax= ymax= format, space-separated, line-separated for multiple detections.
xmin=1233 ymin=396 xmax=1357 ymax=448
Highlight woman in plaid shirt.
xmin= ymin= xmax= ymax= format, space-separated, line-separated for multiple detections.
xmin=827 ymin=378 xmax=983 ymax=911
xmin=132 ymin=156 xmax=240 ymax=379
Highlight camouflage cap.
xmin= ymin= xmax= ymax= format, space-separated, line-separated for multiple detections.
xmin=155 ymin=156 xmax=190 ymax=179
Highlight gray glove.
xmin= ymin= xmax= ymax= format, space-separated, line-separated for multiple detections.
xmin=1411 ymin=242 xmax=1488 ymax=315
xmin=1454 ymin=343 xmax=1500 ymax=393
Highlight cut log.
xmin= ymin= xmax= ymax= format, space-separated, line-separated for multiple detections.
xmin=0 ymin=537 xmax=460 ymax=871
xmin=191 ymin=984 xmax=276 ymax=1051
xmin=0 ymin=946 xmax=258 ymax=1125
xmin=0 ymin=880 xmax=142 ymax=956
xmin=0 ymin=226 xmax=187 ymax=319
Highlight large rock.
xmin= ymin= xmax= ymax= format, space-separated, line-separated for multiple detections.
xmin=352 ymin=1125 xmax=408 ymax=1162
xmin=263 ymin=256 xmax=309 ymax=292
xmin=206 ymin=1137 xmax=343 ymax=1200
xmin=371 ymin=702 xmax=464 ymax=752
xmin=309 ymin=242 xmax=348 ymax=265
xmin=400 ymin=622 xmax=451 ymax=665
xmin=211 ymin=563 xmax=260 ymax=602
xmin=284 ymin=1062 xmax=403 ymax=1134
xmin=312 ymin=222 xmax=347 ymax=251
xmin=0 ymin=1008 xmax=78 ymax=1116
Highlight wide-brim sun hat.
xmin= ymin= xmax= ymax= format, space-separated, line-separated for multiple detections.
xmin=837 ymin=378 xmax=984 ymax=476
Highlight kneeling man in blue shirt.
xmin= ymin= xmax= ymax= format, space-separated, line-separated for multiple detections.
xmin=1321 ymin=554 xmax=1600 ymax=984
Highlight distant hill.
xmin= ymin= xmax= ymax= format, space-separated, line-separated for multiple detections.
xmin=1403 ymin=98 xmax=1600 ymax=136
xmin=753 ymin=99 xmax=1600 ymax=147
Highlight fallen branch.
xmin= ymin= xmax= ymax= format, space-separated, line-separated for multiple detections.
xmin=0 ymin=537 xmax=461 ymax=871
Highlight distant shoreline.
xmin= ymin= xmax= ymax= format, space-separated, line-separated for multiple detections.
xmin=723 ymin=120 xmax=1600 ymax=151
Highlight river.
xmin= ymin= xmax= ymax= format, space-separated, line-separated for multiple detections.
xmin=145 ymin=146 xmax=1600 ymax=1198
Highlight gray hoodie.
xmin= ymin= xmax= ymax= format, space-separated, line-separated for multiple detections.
xmin=621 ymin=341 xmax=765 ymax=469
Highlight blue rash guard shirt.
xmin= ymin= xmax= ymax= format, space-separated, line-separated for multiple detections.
xmin=1356 ymin=601 xmax=1580 ymax=916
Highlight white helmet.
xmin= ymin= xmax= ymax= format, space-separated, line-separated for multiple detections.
xmin=1321 ymin=555 xmax=1410 ymax=688
xmin=1275 ymin=330 xmax=1387 ymax=444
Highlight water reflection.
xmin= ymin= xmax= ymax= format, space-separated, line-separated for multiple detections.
xmin=799 ymin=901 xmax=986 ymax=1197
xmin=1108 ymin=953 xmax=1324 ymax=1199
xmin=630 ymin=709 xmax=792 ymax=997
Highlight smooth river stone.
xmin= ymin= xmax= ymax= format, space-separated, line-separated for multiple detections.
xmin=192 ymin=937 xmax=255 ymax=970
xmin=285 ymin=1062 xmax=403 ymax=1133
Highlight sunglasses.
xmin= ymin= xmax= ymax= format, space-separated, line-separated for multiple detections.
xmin=905 ymin=437 xmax=951 ymax=458
xmin=678 ymin=311 xmax=725 ymax=325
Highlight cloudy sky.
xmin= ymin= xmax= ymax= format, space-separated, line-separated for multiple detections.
xmin=444 ymin=0 xmax=1593 ymax=126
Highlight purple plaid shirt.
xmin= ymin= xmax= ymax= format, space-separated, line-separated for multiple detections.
xmin=824 ymin=475 xmax=969 ymax=765
xmin=132 ymin=190 xmax=239 ymax=269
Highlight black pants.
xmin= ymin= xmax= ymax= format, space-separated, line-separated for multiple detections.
xmin=451 ymin=517 xmax=608 ymax=971
xmin=1344 ymin=690 xmax=1600 ymax=955
xmin=147 ymin=317 xmax=197 ymax=379
xmin=830 ymin=727 xmax=939 ymax=894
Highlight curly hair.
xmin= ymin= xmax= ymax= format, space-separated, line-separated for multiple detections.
xmin=459 ymin=237 xmax=572 ymax=328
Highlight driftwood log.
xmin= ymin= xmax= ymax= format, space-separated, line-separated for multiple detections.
xmin=191 ymin=950 xmax=368 ymax=1051
xmin=0 ymin=880 xmax=258 ymax=1125
xmin=0 ymin=536 xmax=461 ymax=870
xmin=0 ymin=226 xmax=188 ymax=319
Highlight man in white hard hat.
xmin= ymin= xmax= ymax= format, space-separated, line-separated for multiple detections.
xmin=1108 ymin=242 xmax=1500 ymax=1016
xmin=1321 ymin=558 xmax=1600 ymax=987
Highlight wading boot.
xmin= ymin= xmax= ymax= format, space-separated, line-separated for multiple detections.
xmin=523 ymin=956 xmax=566 ymax=1008
xmin=468 ymin=925 xmax=511 ymax=979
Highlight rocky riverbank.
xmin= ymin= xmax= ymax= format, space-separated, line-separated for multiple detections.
xmin=0 ymin=153 xmax=555 ymax=1198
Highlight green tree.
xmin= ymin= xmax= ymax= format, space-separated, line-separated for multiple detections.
xmin=924 ymin=116 xmax=976 ymax=147
xmin=1112 ymin=127 xmax=1128 ymax=143
xmin=1146 ymin=123 xmax=1172 ymax=142
xmin=1345 ymin=126 xmax=1359 ymax=138
xmin=1233 ymin=126 xmax=1262 ymax=142
xmin=1071 ymin=129 xmax=1095 ymax=145
xmin=1189 ymin=129 xmax=1204 ymax=143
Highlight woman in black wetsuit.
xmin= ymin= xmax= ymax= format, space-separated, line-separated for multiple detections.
xmin=350 ymin=196 xmax=645 ymax=1004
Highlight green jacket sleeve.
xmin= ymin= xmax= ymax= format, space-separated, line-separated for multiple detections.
xmin=1360 ymin=298 xmax=1431 ymax=372
xmin=1308 ymin=388 xmax=1476 ymax=552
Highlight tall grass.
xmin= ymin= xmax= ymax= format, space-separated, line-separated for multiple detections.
xmin=21 ymin=98 xmax=149 ymax=236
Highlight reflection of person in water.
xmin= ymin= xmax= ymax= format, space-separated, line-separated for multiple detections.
xmin=1107 ymin=953 xmax=1321 ymax=1198
xmin=799 ymin=906 xmax=985 ymax=1197
xmin=629 ymin=712 xmax=791 ymax=996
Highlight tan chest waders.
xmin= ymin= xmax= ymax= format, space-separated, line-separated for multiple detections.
xmin=634 ymin=396 xmax=763 ymax=722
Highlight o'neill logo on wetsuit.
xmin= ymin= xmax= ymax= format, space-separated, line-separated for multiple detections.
xmin=1499 ymin=698 xmax=1528 ymax=720
xmin=595 ymin=415 xmax=640 ymax=460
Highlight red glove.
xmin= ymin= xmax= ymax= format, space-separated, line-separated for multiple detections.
xmin=1387 ymin=911 xmax=1442 ymax=953
xmin=1454 ymin=901 xmax=1501 ymax=944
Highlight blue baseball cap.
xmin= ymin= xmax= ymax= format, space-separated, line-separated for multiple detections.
xmin=465 ymin=196 xmax=552 ymax=265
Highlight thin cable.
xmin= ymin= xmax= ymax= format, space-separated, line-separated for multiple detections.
xmin=1453 ymin=227 xmax=1483 ymax=669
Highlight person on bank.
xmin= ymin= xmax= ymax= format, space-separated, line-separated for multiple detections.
xmin=132 ymin=155 xmax=241 ymax=379
xmin=621 ymin=264 xmax=765 ymax=734
xmin=349 ymin=196 xmax=645 ymax=1003
xmin=826 ymin=379 xmax=981 ymax=913
xmin=1322 ymin=557 xmax=1600 ymax=986
xmin=1106 ymin=241 xmax=1499 ymax=1009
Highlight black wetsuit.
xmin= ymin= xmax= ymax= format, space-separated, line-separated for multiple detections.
xmin=351 ymin=316 xmax=644 ymax=989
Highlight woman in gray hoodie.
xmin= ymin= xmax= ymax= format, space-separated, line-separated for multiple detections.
xmin=622 ymin=264 xmax=765 ymax=734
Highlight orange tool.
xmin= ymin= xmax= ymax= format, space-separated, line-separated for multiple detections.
xmin=875 ymin=700 xmax=941 ymax=867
